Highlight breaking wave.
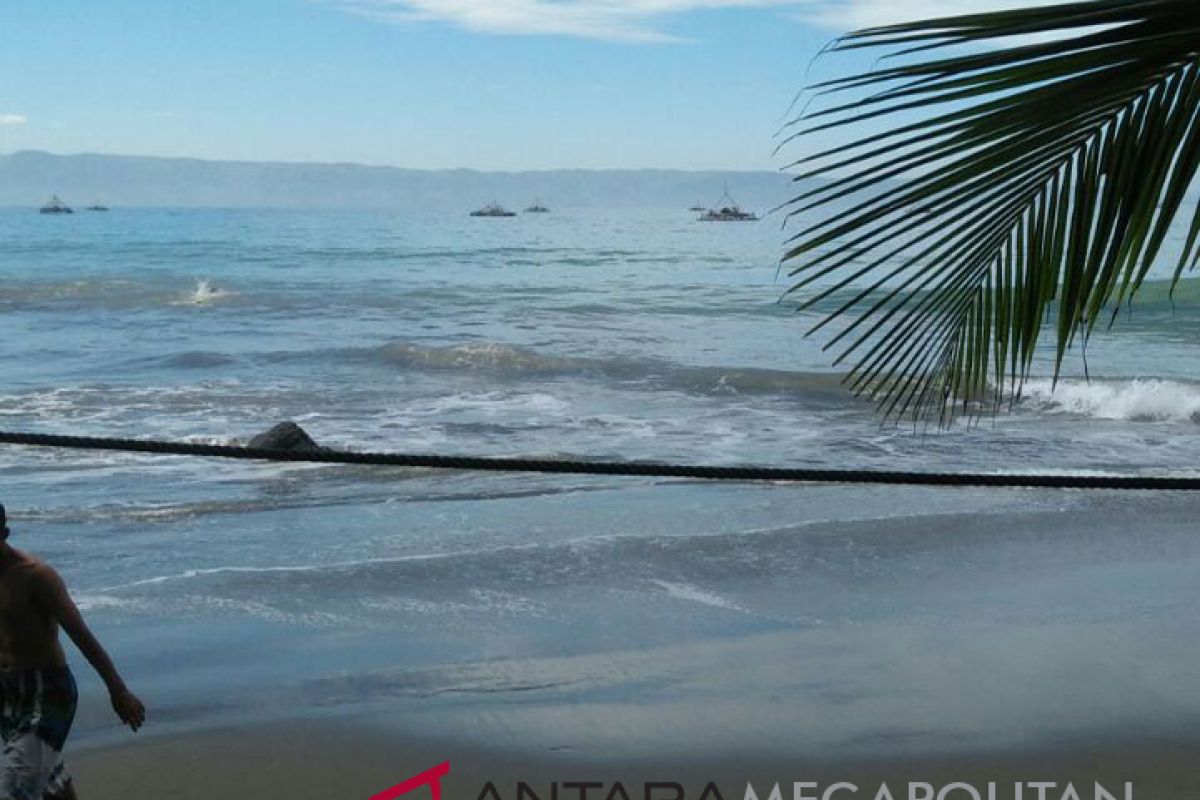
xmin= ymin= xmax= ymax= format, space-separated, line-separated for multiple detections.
xmin=172 ymin=278 xmax=236 ymax=306
xmin=373 ymin=340 xmax=849 ymax=398
xmin=1020 ymin=378 xmax=1200 ymax=422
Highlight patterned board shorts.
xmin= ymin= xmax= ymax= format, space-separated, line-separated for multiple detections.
xmin=0 ymin=667 xmax=77 ymax=799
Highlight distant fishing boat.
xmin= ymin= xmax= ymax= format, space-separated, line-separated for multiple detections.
xmin=470 ymin=202 xmax=516 ymax=218
xmin=39 ymin=195 xmax=73 ymax=214
xmin=524 ymin=199 xmax=550 ymax=213
xmin=698 ymin=185 xmax=757 ymax=222
xmin=688 ymin=201 xmax=706 ymax=212
xmin=86 ymin=201 xmax=109 ymax=212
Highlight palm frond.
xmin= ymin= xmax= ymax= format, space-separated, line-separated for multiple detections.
xmin=782 ymin=0 xmax=1200 ymax=423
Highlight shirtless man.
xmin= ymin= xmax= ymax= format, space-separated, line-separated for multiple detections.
xmin=0 ymin=503 xmax=145 ymax=799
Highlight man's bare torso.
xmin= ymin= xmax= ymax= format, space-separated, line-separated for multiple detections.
xmin=0 ymin=549 xmax=66 ymax=671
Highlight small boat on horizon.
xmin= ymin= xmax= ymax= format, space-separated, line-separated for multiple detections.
xmin=524 ymin=199 xmax=550 ymax=213
xmin=471 ymin=202 xmax=517 ymax=218
xmin=698 ymin=186 xmax=757 ymax=222
xmin=86 ymin=201 xmax=109 ymax=211
xmin=688 ymin=201 xmax=706 ymax=212
xmin=39 ymin=195 xmax=73 ymax=214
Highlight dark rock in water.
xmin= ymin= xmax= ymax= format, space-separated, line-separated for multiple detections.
xmin=248 ymin=422 xmax=322 ymax=451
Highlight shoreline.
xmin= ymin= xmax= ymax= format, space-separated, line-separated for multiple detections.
xmin=72 ymin=715 xmax=1200 ymax=799
xmin=67 ymin=619 xmax=1200 ymax=798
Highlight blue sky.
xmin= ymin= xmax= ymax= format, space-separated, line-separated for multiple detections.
xmin=0 ymin=1 xmax=1048 ymax=170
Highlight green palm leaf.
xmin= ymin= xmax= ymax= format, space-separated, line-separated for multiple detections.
xmin=782 ymin=0 xmax=1200 ymax=424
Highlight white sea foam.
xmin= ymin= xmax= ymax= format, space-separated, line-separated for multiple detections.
xmin=0 ymin=389 xmax=79 ymax=419
xmin=649 ymin=579 xmax=745 ymax=612
xmin=1022 ymin=378 xmax=1200 ymax=422
xmin=406 ymin=391 xmax=571 ymax=417
xmin=75 ymin=594 xmax=140 ymax=612
xmin=182 ymin=597 xmax=350 ymax=627
xmin=174 ymin=278 xmax=235 ymax=306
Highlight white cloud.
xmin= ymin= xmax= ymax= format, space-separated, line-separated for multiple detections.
xmin=342 ymin=0 xmax=801 ymax=42
xmin=0 ymin=114 xmax=27 ymax=126
xmin=341 ymin=1 xmax=1081 ymax=42
xmin=799 ymin=0 xmax=1063 ymax=32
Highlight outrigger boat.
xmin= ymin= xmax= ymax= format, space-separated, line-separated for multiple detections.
xmin=698 ymin=186 xmax=757 ymax=222
xmin=471 ymin=202 xmax=516 ymax=217
xmin=39 ymin=195 xmax=73 ymax=214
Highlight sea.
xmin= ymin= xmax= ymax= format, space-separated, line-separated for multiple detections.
xmin=3 ymin=206 xmax=1200 ymax=755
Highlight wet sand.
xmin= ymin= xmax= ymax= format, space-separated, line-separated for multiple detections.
xmin=68 ymin=622 xmax=1200 ymax=798
xmin=73 ymin=718 xmax=1199 ymax=799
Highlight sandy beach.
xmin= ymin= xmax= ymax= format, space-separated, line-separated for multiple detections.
xmin=72 ymin=718 xmax=1200 ymax=800
xmin=68 ymin=624 xmax=1200 ymax=799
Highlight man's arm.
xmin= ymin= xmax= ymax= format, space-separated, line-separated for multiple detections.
xmin=34 ymin=564 xmax=146 ymax=731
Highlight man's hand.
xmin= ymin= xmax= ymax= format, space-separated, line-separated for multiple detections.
xmin=34 ymin=562 xmax=146 ymax=733
xmin=110 ymin=687 xmax=145 ymax=732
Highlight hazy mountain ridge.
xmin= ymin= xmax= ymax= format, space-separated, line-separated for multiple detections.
xmin=1 ymin=150 xmax=795 ymax=211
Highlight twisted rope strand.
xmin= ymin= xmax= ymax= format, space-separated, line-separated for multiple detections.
xmin=0 ymin=430 xmax=1195 ymax=490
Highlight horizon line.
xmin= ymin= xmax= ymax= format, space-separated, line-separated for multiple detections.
xmin=3 ymin=149 xmax=787 ymax=176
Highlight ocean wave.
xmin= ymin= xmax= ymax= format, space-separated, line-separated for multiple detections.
xmin=0 ymin=279 xmax=142 ymax=305
xmin=0 ymin=277 xmax=242 ymax=310
xmin=74 ymin=594 xmax=142 ymax=612
xmin=1020 ymin=378 xmax=1200 ymax=422
xmin=170 ymin=278 xmax=237 ymax=306
xmin=152 ymin=351 xmax=241 ymax=369
xmin=376 ymin=340 xmax=599 ymax=377
xmin=0 ymin=382 xmax=256 ymax=426
xmin=24 ymin=475 xmax=620 ymax=525
xmin=373 ymin=339 xmax=848 ymax=398
xmin=81 ymin=510 xmax=1020 ymax=606
xmin=76 ymin=496 xmax=1200 ymax=633
xmin=78 ymin=525 xmax=807 ymax=598
xmin=794 ymin=275 xmax=1200 ymax=316
xmin=648 ymin=579 xmax=746 ymax=612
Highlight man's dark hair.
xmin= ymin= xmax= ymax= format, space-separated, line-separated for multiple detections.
xmin=0 ymin=503 xmax=8 ymax=540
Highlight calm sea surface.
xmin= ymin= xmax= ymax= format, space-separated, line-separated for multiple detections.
xmin=3 ymin=207 xmax=1200 ymax=751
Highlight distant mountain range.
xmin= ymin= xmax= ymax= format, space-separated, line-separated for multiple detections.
xmin=1 ymin=150 xmax=796 ymax=211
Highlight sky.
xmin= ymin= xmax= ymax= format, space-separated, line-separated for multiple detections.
xmin=0 ymin=0 xmax=1052 ymax=171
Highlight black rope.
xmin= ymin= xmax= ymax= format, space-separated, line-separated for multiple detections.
xmin=0 ymin=430 xmax=1196 ymax=490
